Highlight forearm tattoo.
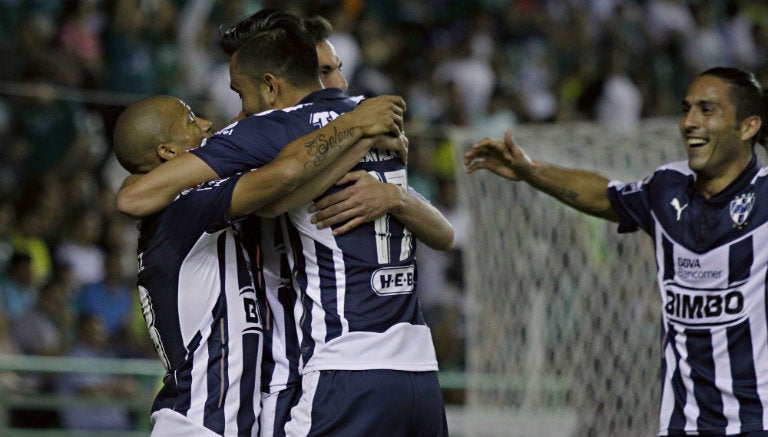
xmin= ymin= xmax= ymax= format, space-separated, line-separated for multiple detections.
xmin=303 ymin=125 xmax=356 ymax=168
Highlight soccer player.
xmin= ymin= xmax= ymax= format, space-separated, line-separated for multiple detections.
xmin=113 ymin=93 xmax=406 ymax=437
xmin=214 ymin=10 xmax=453 ymax=437
xmin=118 ymin=10 xmax=450 ymax=437
xmin=302 ymin=15 xmax=348 ymax=93
xmin=464 ymin=66 xmax=768 ymax=437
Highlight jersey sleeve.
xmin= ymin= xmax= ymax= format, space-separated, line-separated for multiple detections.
xmin=190 ymin=117 xmax=286 ymax=178
xmin=606 ymin=176 xmax=654 ymax=234
xmin=163 ymin=174 xmax=244 ymax=236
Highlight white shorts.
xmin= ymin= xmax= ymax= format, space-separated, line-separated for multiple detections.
xmin=150 ymin=408 xmax=223 ymax=437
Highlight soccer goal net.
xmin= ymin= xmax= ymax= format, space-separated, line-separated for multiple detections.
xmin=449 ymin=117 xmax=689 ymax=437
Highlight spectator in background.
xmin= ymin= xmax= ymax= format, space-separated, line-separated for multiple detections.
xmin=6 ymin=279 xmax=66 ymax=430
xmin=433 ymin=12 xmax=496 ymax=123
xmin=0 ymin=201 xmax=16 ymax=278
xmin=15 ymin=68 xmax=85 ymax=182
xmin=56 ymin=0 xmax=107 ymax=88
xmin=594 ymin=43 xmax=643 ymax=134
xmin=11 ymin=198 xmax=57 ymax=288
xmin=0 ymin=252 xmax=38 ymax=322
xmin=56 ymin=313 xmax=135 ymax=431
xmin=12 ymin=272 xmax=75 ymax=357
xmin=682 ymin=1 xmax=729 ymax=76
xmin=104 ymin=0 xmax=158 ymax=95
xmin=55 ymin=209 xmax=106 ymax=290
xmin=4 ymin=258 xmax=71 ymax=431
xmin=76 ymin=252 xmax=133 ymax=342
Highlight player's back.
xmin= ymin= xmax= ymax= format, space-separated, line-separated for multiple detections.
xmin=188 ymin=87 xmax=438 ymax=374
xmin=283 ymin=146 xmax=437 ymax=373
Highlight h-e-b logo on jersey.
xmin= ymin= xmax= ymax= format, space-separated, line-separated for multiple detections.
xmin=371 ymin=265 xmax=416 ymax=295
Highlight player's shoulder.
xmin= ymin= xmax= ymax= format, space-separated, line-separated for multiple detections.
xmin=754 ymin=164 xmax=768 ymax=181
xmin=655 ymin=160 xmax=693 ymax=176
xmin=209 ymin=113 xmax=286 ymax=141
xmin=648 ymin=160 xmax=694 ymax=185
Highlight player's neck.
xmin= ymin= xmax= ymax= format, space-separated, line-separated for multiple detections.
xmin=277 ymin=85 xmax=323 ymax=109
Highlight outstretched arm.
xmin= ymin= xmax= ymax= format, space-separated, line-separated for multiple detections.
xmin=464 ymin=129 xmax=620 ymax=222
xmin=310 ymin=171 xmax=454 ymax=251
xmin=116 ymin=95 xmax=406 ymax=219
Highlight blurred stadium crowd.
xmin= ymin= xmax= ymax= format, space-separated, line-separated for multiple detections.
xmin=0 ymin=0 xmax=767 ymax=430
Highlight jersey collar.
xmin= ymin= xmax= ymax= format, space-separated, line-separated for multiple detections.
xmin=692 ymin=154 xmax=759 ymax=206
xmin=298 ymin=87 xmax=349 ymax=105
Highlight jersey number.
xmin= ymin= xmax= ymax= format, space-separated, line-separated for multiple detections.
xmin=371 ymin=169 xmax=413 ymax=264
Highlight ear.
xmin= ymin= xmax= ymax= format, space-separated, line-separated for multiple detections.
xmin=740 ymin=115 xmax=762 ymax=142
xmin=157 ymin=142 xmax=180 ymax=162
xmin=262 ymin=73 xmax=279 ymax=106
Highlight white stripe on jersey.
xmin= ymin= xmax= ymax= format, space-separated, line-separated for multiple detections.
xmin=187 ymin=325 xmax=211 ymax=426
xmin=712 ymin=328 xmax=740 ymax=435
xmin=659 ymin=340 xmax=677 ymax=434
xmin=178 ymin=232 xmax=223 ymax=346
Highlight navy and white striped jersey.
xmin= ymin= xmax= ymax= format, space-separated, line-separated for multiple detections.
xmin=607 ymin=156 xmax=768 ymax=436
xmin=191 ymin=88 xmax=437 ymax=378
xmin=137 ymin=175 xmax=263 ymax=437
xmin=239 ymin=215 xmax=301 ymax=395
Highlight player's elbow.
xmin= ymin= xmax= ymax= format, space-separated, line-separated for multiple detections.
xmin=255 ymin=203 xmax=283 ymax=218
xmin=433 ymin=228 xmax=455 ymax=252
xmin=420 ymin=226 xmax=454 ymax=252
xmin=274 ymin=164 xmax=303 ymax=197
xmin=116 ymin=187 xmax=149 ymax=219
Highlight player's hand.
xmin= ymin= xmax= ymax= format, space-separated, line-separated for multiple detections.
xmin=463 ymin=129 xmax=531 ymax=180
xmin=371 ymin=133 xmax=409 ymax=165
xmin=310 ymin=170 xmax=402 ymax=235
xmin=350 ymin=95 xmax=406 ymax=137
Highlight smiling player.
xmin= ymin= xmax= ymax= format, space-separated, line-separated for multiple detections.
xmin=464 ymin=66 xmax=768 ymax=437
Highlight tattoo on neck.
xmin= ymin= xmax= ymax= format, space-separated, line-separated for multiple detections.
xmin=303 ymin=125 xmax=355 ymax=168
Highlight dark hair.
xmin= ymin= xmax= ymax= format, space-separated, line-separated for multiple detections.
xmin=232 ymin=16 xmax=319 ymax=88
xmin=220 ymin=8 xmax=304 ymax=56
xmin=700 ymin=66 xmax=768 ymax=147
xmin=302 ymin=16 xmax=333 ymax=44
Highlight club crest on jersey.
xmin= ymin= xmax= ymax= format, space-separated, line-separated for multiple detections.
xmin=729 ymin=192 xmax=755 ymax=228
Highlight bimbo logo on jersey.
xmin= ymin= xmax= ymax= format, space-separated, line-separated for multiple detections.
xmin=729 ymin=192 xmax=755 ymax=227
xmin=664 ymin=284 xmax=745 ymax=327
xmin=371 ymin=265 xmax=416 ymax=295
